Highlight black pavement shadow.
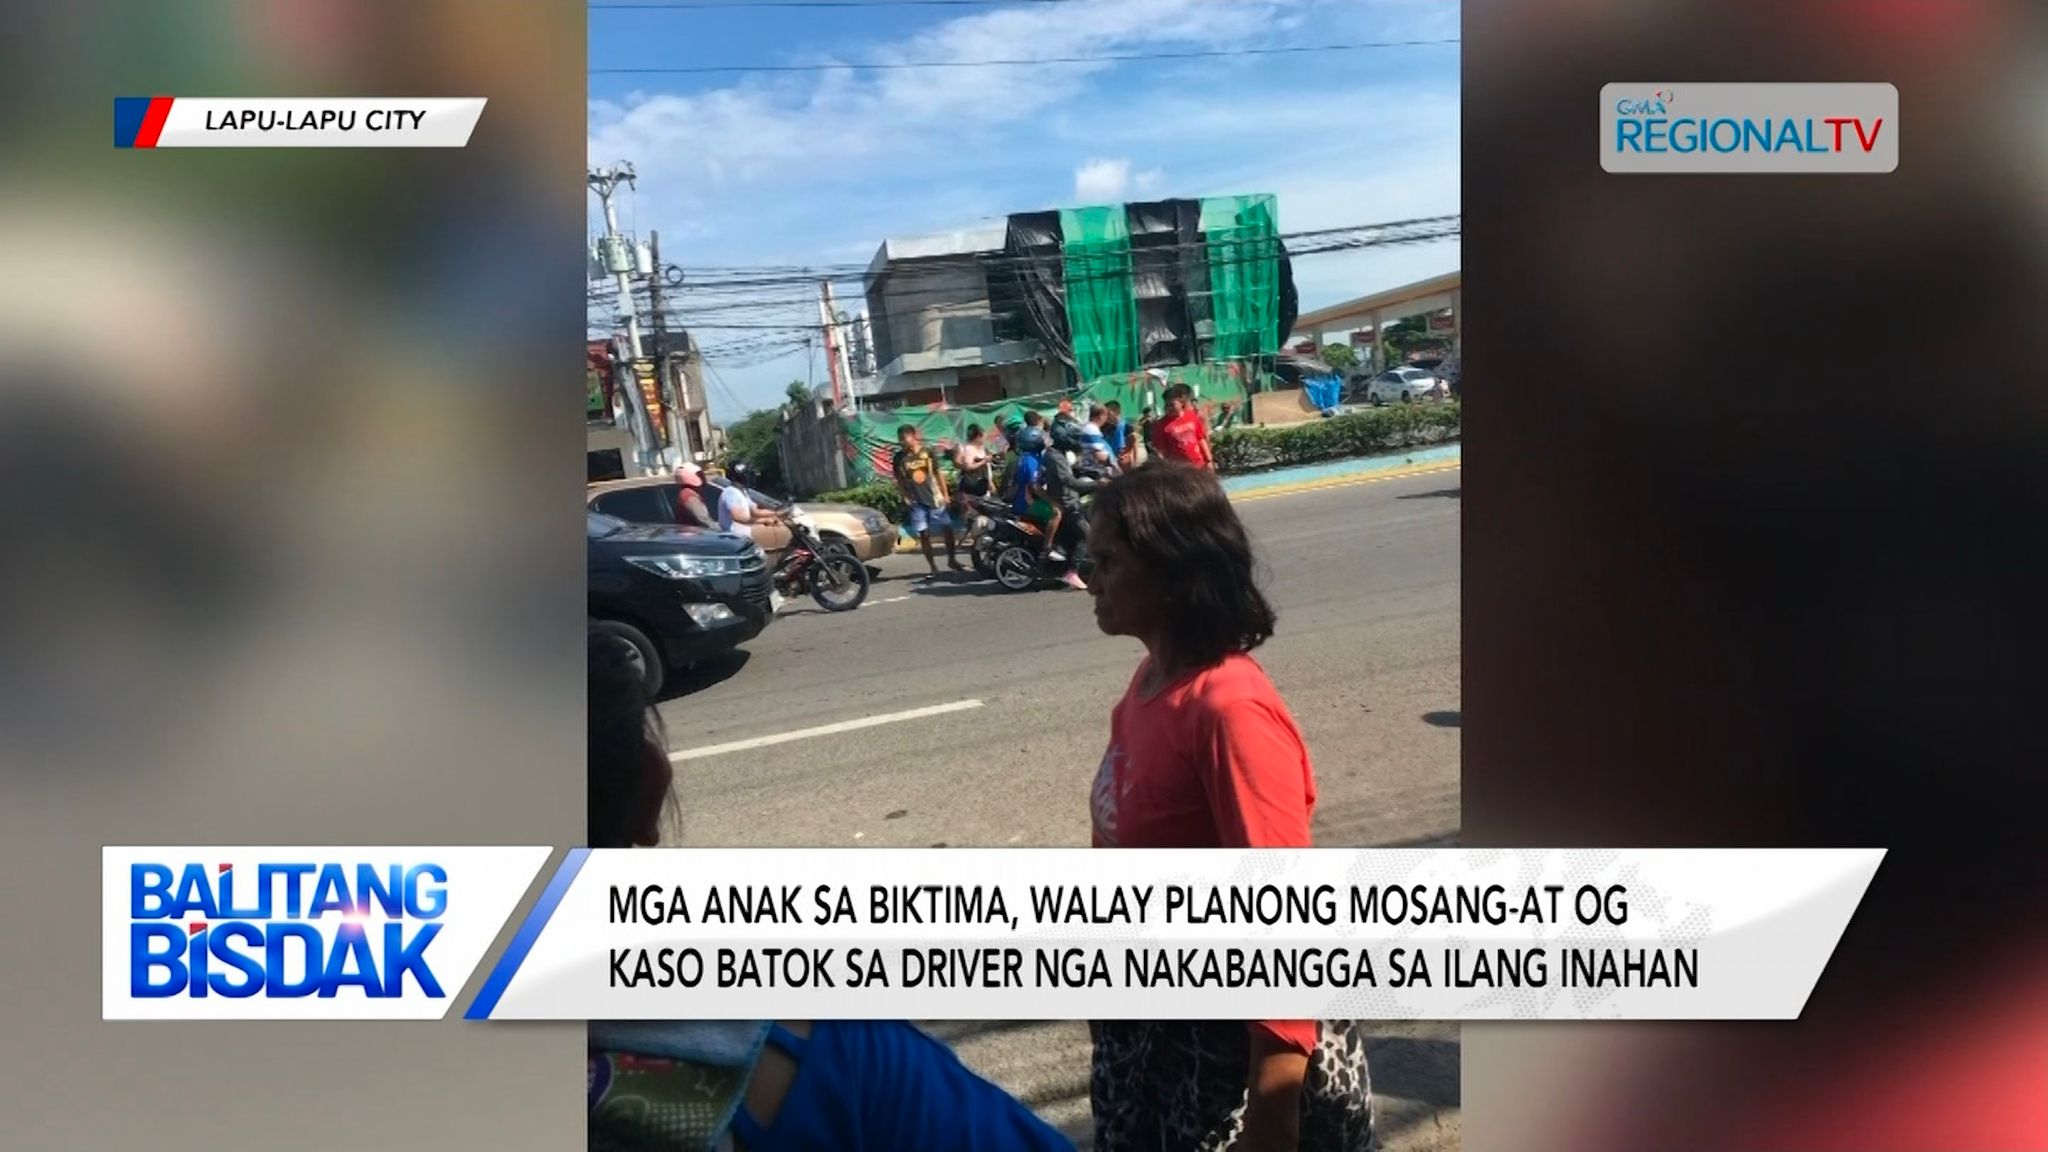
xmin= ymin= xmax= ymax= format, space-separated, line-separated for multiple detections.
xmin=1423 ymin=710 xmax=1461 ymax=728
xmin=906 ymin=575 xmax=1044 ymax=598
xmin=777 ymin=600 xmax=875 ymax=618
xmin=1372 ymin=829 xmax=1462 ymax=849
xmin=656 ymin=648 xmax=750 ymax=702
xmin=1398 ymin=487 xmax=1461 ymax=501
xmin=1364 ymin=1034 xmax=1462 ymax=1110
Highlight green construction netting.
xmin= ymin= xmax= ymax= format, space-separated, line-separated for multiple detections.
xmin=1060 ymin=205 xmax=1139 ymax=381
xmin=1200 ymin=194 xmax=1282 ymax=362
xmin=828 ymin=195 xmax=1285 ymax=488
xmin=836 ymin=362 xmax=1268 ymax=486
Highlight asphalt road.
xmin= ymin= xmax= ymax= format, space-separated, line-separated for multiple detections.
xmin=655 ymin=467 xmax=1462 ymax=1150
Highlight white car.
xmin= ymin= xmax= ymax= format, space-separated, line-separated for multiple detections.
xmin=1364 ymin=366 xmax=1449 ymax=405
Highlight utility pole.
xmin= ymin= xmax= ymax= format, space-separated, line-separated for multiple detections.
xmin=589 ymin=162 xmax=660 ymax=473
xmin=819 ymin=280 xmax=848 ymax=413
xmin=645 ymin=229 xmax=693 ymax=462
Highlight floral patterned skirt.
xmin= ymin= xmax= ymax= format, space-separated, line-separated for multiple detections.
xmin=1090 ymin=1020 xmax=1375 ymax=1152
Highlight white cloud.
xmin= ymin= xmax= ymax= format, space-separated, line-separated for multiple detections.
xmin=588 ymin=0 xmax=1461 ymax=411
xmin=1074 ymin=158 xmax=1131 ymax=202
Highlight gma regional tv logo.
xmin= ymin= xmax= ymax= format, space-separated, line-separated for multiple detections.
xmin=103 ymin=847 xmax=550 ymax=1019
xmin=1601 ymin=83 xmax=1897 ymax=174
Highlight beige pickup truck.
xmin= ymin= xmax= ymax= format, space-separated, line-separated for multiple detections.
xmin=585 ymin=474 xmax=898 ymax=564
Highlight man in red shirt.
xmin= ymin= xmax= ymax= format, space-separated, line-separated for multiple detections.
xmin=1147 ymin=383 xmax=1214 ymax=470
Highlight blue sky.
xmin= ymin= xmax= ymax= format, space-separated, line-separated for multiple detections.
xmin=589 ymin=0 xmax=1460 ymax=417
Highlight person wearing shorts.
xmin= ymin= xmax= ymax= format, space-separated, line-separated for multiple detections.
xmin=892 ymin=424 xmax=961 ymax=577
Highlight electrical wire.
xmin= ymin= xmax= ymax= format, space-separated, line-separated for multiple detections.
xmin=666 ymin=225 xmax=1460 ymax=328
xmin=591 ymin=38 xmax=1459 ymax=75
xmin=655 ymin=218 xmax=1458 ymax=303
xmin=595 ymin=0 xmax=1077 ymax=8
xmin=592 ymin=227 xmax=1459 ymax=342
xmin=590 ymin=213 xmax=1460 ymax=410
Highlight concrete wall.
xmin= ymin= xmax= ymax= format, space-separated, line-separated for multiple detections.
xmin=865 ymin=256 xmax=992 ymax=366
xmin=871 ymin=359 xmax=1065 ymax=408
xmin=777 ymin=398 xmax=849 ymax=498
xmin=999 ymin=359 xmax=1064 ymax=398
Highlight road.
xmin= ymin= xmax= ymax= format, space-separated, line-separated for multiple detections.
xmin=656 ymin=467 xmax=1461 ymax=1149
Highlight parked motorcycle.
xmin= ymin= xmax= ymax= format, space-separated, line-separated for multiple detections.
xmin=771 ymin=505 xmax=870 ymax=611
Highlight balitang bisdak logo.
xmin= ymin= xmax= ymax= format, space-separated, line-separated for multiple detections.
xmin=129 ymin=861 xmax=448 ymax=1000
xmin=1601 ymin=83 xmax=1898 ymax=174
xmin=103 ymin=847 xmax=552 ymax=1019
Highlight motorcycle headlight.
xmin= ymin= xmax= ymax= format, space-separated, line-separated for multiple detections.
xmin=626 ymin=554 xmax=748 ymax=579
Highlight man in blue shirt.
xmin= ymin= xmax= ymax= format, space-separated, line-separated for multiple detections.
xmin=1006 ymin=414 xmax=1062 ymax=568
xmin=1102 ymin=400 xmax=1130 ymax=468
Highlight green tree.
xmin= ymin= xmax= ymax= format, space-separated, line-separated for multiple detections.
xmin=721 ymin=406 xmax=786 ymax=492
xmin=785 ymin=380 xmax=814 ymax=409
xmin=1380 ymin=316 xmax=1450 ymax=365
xmin=1320 ymin=342 xmax=1358 ymax=372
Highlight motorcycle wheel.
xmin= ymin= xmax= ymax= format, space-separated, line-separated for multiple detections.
xmin=993 ymin=546 xmax=1039 ymax=592
xmin=806 ymin=551 xmax=870 ymax=612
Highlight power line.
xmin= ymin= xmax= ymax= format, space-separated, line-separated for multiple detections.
xmin=595 ymin=0 xmax=1074 ymax=7
xmin=591 ymin=37 xmax=1458 ymax=75
xmin=675 ymin=228 xmax=1461 ymax=331
xmin=665 ymin=217 xmax=1460 ymax=291
xmin=598 ymin=226 xmax=1466 ymax=336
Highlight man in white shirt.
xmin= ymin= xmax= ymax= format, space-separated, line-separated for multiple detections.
xmin=716 ymin=462 xmax=779 ymax=540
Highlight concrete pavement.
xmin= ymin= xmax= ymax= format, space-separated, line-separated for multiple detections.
xmin=654 ymin=468 xmax=1462 ymax=1149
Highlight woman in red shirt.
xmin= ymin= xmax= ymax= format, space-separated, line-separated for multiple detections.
xmin=1084 ymin=462 xmax=1374 ymax=1152
xmin=1147 ymin=384 xmax=1215 ymax=470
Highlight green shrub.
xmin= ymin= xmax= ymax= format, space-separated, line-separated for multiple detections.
xmin=1211 ymin=402 xmax=1459 ymax=473
xmin=814 ymin=480 xmax=906 ymax=522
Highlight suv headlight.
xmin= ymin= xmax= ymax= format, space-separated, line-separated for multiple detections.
xmin=626 ymin=554 xmax=747 ymax=579
xmin=862 ymin=511 xmax=888 ymax=533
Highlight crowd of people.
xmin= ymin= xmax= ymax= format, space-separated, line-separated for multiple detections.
xmin=889 ymin=385 xmax=1222 ymax=589
xmin=588 ymin=438 xmax=1375 ymax=1151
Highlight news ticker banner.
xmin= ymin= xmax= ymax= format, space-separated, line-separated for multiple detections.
xmin=114 ymin=98 xmax=485 ymax=148
xmin=103 ymin=847 xmax=1882 ymax=1021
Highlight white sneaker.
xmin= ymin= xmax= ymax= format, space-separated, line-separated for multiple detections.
xmin=1047 ymin=549 xmax=1067 ymax=563
xmin=1061 ymin=571 xmax=1088 ymax=591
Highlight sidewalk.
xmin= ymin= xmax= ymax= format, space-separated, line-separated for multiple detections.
xmin=891 ymin=443 xmax=1462 ymax=551
xmin=1222 ymin=442 xmax=1462 ymax=500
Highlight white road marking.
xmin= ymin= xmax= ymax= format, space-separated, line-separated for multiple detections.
xmin=868 ymin=595 xmax=914 ymax=606
xmin=668 ymin=698 xmax=986 ymax=763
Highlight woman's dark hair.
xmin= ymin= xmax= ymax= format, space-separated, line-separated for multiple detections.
xmin=1093 ymin=461 xmax=1276 ymax=666
xmin=588 ymin=629 xmax=675 ymax=848
xmin=966 ymin=422 xmax=983 ymax=440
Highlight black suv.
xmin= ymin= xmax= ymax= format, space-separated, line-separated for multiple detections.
xmin=588 ymin=511 xmax=773 ymax=695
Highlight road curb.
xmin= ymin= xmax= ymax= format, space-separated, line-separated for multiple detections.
xmin=1229 ymin=459 xmax=1461 ymax=503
